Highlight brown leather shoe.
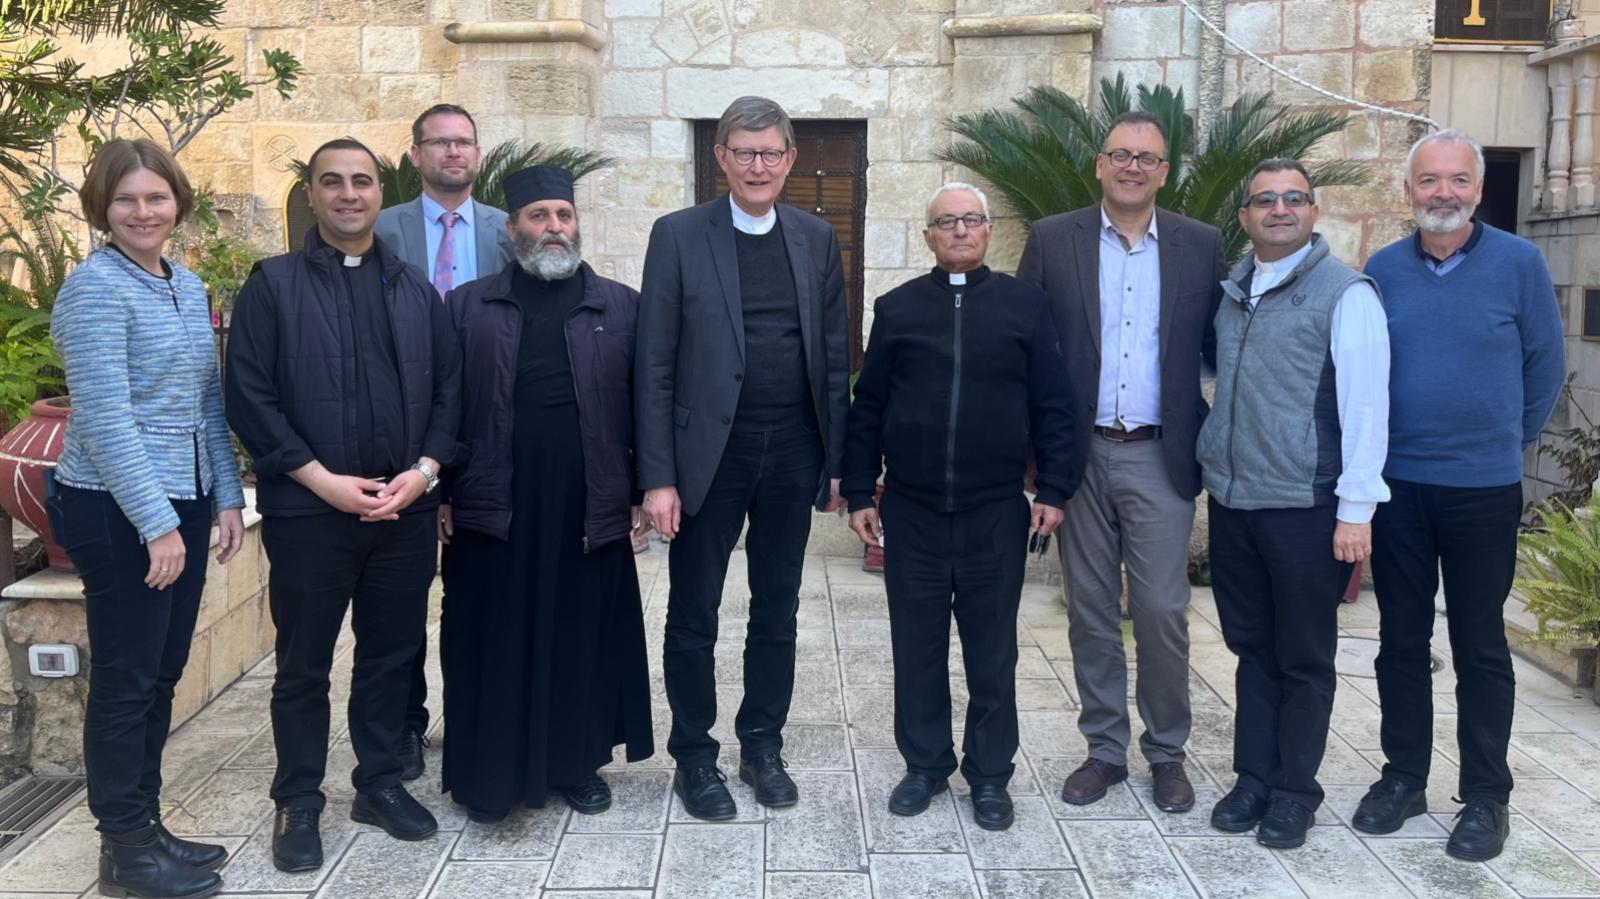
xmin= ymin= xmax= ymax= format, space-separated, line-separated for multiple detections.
xmin=1150 ymin=761 xmax=1195 ymax=812
xmin=1060 ymin=758 xmax=1129 ymax=806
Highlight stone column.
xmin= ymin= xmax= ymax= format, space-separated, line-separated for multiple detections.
xmin=443 ymin=0 xmax=607 ymax=149
xmin=1548 ymin=58 xmax=1575 ymax=213
xmin=1196 ymin=0 xmax=1227 ymax=145
xmin=1575 ymin=51 xmax=1599 ymax=209
xmin=940 ymin=2 xmax=1103 ymax=268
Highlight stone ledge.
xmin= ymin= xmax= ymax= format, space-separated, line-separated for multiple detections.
xmin=1 ymin=492 xmax=263 ymax=602
xmin=443 ymin=20 xmax=606 ymax=51
xmin=942 ymin=13 xmax=1103 ymax=40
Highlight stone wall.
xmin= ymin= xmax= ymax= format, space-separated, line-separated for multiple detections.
xmin=1092 ymin=0 xmax=1435 ymax=265
xmin=0 ymin=503 xmax=270 ymax=781
xmin=1525 ymin=214 xmax=1600 ymax=507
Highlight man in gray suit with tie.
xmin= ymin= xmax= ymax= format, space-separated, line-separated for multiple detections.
xmin=636 ymin=96 xmax=850 ymax=821
xmin=373 ymin=102 xmax=514 ymax=784
xmin=1017 ymin=110 xmax=1227 ymax=817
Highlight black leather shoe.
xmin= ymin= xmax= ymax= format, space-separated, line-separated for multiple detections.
xmin=271 ymin=807 xmax=322 ymax=873
xmin=888 ymin=772 xmax=948 ymax=816
xmin=1446 ymin=798 xmax=1510 ymax=862
xmin=464 ymin=806 xmax=509 ymax=824
xmin=1256 ymin=798 xmax=1315 ymax=849
xmin=739 ymin=754 xmax=798 ymax=808
xmin=970 ymin=784 xmax=1014 ymax=831
xmin=399 ymin=728 xmax=428 ymax=783
xmin=1352 ymin=777 xmax=1428 ymax=835
xmin=351 ymin=784 xmax=438 ymax=841
xmin=561 ymin=773 xmax=613 ymax=815
xmin=150 ymin=820 xmax=227 ymax=873
xmin=99 ymin=826 xmax=223 ymax=899
xmin=674 ymin=766 xmax=737 ymax=821
xmin=1210 ymin=787 xmax=1269 ymax=833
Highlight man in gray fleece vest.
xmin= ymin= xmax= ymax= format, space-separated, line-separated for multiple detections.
xmin=1196 ymin=159 xmax=1391 ymax=849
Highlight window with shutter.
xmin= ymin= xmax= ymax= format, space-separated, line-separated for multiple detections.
xmin=1435 ymin=0 xmax=1555 ymax=44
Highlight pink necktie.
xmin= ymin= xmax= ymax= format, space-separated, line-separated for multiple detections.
xmin=433 ymin=211 xmax=461 ymax=296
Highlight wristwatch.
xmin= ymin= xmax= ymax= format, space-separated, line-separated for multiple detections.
xmin=410 ymin=460 xmax=440 ymax=493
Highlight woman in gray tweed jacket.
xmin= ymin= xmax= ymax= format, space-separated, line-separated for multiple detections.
xmin=47 ymin=139 xmax=245 ymax=899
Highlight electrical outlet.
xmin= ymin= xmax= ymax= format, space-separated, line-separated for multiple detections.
xmin=28 ymin=644 xmax=79 ymax=678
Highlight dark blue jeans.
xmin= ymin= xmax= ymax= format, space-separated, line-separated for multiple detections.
xmin=663 ymin=421 xmax=823 ymax=768
xmin=51 ymin=482 xmax=214 ymax=834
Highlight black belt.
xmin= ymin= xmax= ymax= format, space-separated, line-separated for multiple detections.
xmin=1094 ymin=425 xmax=1162 ymax=442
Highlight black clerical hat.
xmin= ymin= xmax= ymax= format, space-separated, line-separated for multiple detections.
xmin=504 ymin=165 xmax=575 ymax=213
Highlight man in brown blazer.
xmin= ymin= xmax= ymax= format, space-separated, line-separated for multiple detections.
xmin=1016 ymin=110 xmax=1227 ymax=816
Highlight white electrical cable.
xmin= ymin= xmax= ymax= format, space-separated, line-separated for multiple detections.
xmin=1172 ymin=0 xmax=1440 ymax=128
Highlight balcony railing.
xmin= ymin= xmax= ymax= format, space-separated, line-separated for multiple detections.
xmin=1533 ymin=31 xmax=1600 ymax=214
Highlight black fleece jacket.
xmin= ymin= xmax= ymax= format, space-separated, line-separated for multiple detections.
xmin=841 ymin=266 xmax=1079 ymax=514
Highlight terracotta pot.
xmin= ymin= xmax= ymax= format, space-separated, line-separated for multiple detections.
xmin=0 ymin=397 xmax=72 ymax=572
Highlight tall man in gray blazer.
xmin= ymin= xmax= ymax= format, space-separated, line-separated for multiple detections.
xmin=1017 ymin=110 xmax=1227 ymax=816
xmin=373 ymin=103 xmax=514 ymax=784
xmin=636 ymin=96 xmax=850 ymax=821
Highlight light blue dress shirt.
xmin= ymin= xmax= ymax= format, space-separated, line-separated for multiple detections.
xmin=420 ymin=193 xmax=479 ymax=285
xmin=1096 ymin=205 xmax=1162 ymax=428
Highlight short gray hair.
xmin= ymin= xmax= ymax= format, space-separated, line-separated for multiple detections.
xmin=925 ymin=182 xmax=991 ymax=224
xmin=715 ymin=96 xmax=794 ymax=150
xmin=1407 ymin=128 xmax=1485 ymax=182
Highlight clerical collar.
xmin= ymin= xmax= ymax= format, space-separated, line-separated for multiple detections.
xmin=730 ymin=196 xmax=777 ymax=235
xmin=1254 ymin=240 xmax=1314 ymax=277
xmin=933 ymin=265 xmax=990 ymax=288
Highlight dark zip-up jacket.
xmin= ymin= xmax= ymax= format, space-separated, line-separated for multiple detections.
xmin=225 ymin=229 xmax=463 ymax=517
xmin=841 ymin=266 xmax=1079 ymax=514
xmin=443 ymin=261 xmax=642 ymax=550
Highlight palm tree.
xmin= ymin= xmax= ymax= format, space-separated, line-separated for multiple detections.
xmin=292 ymin=140 xmax=616 ymax=209
xmin=939 ymin=76 xmax=1371 ymax=261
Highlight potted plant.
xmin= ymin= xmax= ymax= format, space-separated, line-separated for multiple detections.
xmin=1516 ymin=494 xmax=1600 ymax=701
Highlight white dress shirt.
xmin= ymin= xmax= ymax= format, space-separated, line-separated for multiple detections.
xmin=1096 ymin=206 xmax=1162 ymax=428
xmin=1248 ymin=241 xmax=1391 ymax=524
xmin=420 ymin=193 xmax=479 ymax=284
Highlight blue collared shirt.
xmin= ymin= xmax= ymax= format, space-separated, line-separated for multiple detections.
xmin=1096 ymin=205 xmax=1162 ymax=428
xmin=1413 ymin=217 xmax=1483 ymax=276
xmin=420 ymin=193 xmax=479 ymax=285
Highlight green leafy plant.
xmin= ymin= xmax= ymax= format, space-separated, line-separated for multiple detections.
xmin=0 ymin=288 xmax=62 ymax=425
xmin=188 ymin=233 xmax=264 ymax=322
xmin=1537 ymin=374 xmax=1600 ymax=512
xmin=290 ymin=140 xmax=616 ymax=209
xmin=1517 ymin=494 xmax=1600 ymax=645
xmin=939 ymin=76 xmax=1371 ymax=261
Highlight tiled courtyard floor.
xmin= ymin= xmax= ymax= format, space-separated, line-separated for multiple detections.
xmin=6 ymin=545 xmax=1600 ymax=897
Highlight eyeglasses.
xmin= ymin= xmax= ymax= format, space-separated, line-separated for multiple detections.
xmin=1245 ymin=189 xmax=1314 ymax=209
xmin=928 ymin=213 xmax=989 ymax=231
xmin=416 ymin=137 xmax=477 ymax=152
xmin=1102 ymin=148 xmax=1165 ymax=171
xmin=723 ymin=146 xmax=788 ymax=166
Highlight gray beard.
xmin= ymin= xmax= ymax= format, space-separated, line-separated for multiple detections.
xmin=516 ymin=233 xmax=582 ymax=281
xmin=1414 ymin=202 xmax=1475 ymax=234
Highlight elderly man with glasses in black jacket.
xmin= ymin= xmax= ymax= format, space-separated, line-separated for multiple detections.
xmin=842 ymin=182 xmax=1079 ymax=832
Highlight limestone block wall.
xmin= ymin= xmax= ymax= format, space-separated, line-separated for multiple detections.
xmin=0 ymin=503 xmax=270 ymax=781
xmin=1092 ymin=0 xmax=1435 ymax=264
xmin=1525 ymin=214 xmax=1600 ymax=507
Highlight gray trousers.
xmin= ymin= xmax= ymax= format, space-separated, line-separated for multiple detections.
xmin=1061 ymin=434 xmax=1194 ymax=765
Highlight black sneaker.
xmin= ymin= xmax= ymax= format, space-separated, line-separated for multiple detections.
xmin=1256 ymin=798 xmax=1315 ymax=849
xmin=271 ymin=807 xmax=323 ymax=873
xmin=674 ymin=766 xmax=737 ymax=821
xmin=399 ymin=728 xmax=429 ymax=783
xmin=351 ymin=784 xmax=438 ymax=841
xmin=1446 ymin=798 xmax=1509 ymax=862
xmin=738 ymin=754 xmax=798 ymax=808
xmin=1352 ymin=777 xmax=1427 ymax=835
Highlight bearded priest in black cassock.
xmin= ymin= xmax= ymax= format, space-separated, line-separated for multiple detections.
xmin=437 ymin=165 xmax=653 ymax=821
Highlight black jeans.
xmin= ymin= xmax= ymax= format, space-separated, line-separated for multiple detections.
xmin=1209 ymin=499 xmax=1352 ymax=810
xmin=405 ymin=640 xmax=429 ymax=735
xmin=663 ymin=421 xmax=823 ymax=768
xmin=52 ymin=483 xmax=215 ymax=834
xmin=263 ymin=511 xmax=435 ymax=810
xmin=1372 ymin=478 xmax=1522 ymax=805
xmin=882 ymin=490 xmax=1029 ymax=787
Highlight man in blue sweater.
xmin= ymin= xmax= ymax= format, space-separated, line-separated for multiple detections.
xmin=1355 ymin=129 xmax=1565 ymax=862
